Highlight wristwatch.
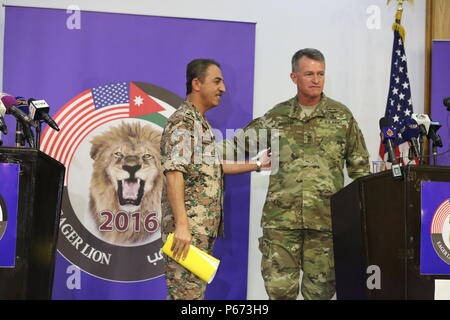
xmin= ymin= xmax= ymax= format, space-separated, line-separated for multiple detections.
xmin=255 ymin=159 xmax=262 ymax=172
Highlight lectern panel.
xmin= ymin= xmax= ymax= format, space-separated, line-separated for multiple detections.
xmin=332 ymin=166 xmax=450 ymax=300
xmin=0 ymin=147 xmax=65 ymax=299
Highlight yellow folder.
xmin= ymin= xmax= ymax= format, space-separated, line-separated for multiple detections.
xmin=162 ymin=233 xmax=220 ymax=284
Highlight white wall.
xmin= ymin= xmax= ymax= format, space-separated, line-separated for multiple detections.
xmin=0 ymin=0 xmax=426 ymax=299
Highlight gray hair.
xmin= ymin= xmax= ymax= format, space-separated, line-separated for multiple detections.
xmin=291 ymin=48 xmax=325 ymax=73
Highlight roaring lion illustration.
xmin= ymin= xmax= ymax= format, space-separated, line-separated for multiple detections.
xmin=89 ymin=121 xmax=163 ymax=245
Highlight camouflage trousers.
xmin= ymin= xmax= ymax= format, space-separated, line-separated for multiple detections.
xmin=163 ymin=233 xmax=215 ymax=300
xmin=259 ymin=228 xmax=335 ymax=300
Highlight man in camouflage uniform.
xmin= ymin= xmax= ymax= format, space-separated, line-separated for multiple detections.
xmin=226 ymin=48 xmax=370 ymax=299
xmin=161 ymin=59 xmax=268 ymax=300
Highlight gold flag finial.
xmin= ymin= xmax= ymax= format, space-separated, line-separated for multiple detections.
xmin=387 ymin=0 xmax=414 ymax=12
xmin=388 ymin=0 xmax=414 ymax=41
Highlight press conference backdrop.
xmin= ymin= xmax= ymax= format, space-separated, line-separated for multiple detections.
xmin=0 ymin=0 xmax=428 ymax=300
xmin=2 ymin=6 xmax=256 ymax=299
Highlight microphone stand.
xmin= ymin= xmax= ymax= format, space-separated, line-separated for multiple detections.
xmin=418 ymin=125 xmax=427 ymax=165
xmin=431 ymin=135 xmax=443 ymax=166
xmin=432 ymin=144 xmax=438 ymax=166
xmin=15 ymin=120 xmax=25 ymax=147
xmin=35 ymin=120 xmax=41 ymax=150
xmin=418 ymin=135 xmax=425 ymax=165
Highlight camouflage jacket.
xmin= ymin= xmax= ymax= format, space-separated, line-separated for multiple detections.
xmin=225 ymin=94 xmax=370 ymax=231
xmin=160 ymin=99 xmax=224 ymax=238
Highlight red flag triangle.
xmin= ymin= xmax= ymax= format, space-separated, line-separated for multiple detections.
xmin=129 ymin=82 xmax=166 ymax=117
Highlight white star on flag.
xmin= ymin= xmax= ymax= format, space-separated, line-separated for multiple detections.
xmin=133 ymin=95 xmax=144 ymax=107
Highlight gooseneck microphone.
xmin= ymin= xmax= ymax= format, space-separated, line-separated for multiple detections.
xmin=379 ymin=117 xmax=402 ymax=180
xmin=1 ymin=95 xmax=38 ymax=128
xmin=14 ymin=96 xmax=35 ymax=148
xmin=28 ymin=98 xmax=60 ymax=131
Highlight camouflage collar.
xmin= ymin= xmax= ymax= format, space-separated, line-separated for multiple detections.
xmin=289 ymin=94 xmax=328 ymax=120
xmin=183 ymin=98 xmax=212 ymax=130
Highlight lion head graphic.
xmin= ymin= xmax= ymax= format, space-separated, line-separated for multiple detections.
xmin=89 ymin=121 xmax=163 ymax=245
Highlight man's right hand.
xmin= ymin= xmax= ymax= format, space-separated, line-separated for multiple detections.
xmin=171 ymin=224 xmax=192 ymax=261
xmin=166 ymin=170 xmax=191 ymax=261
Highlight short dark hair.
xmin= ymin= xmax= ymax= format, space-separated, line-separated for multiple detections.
xmin=186 ymin=59 xmax=221 ymax=95
xmin=291 ymin=48 xmax=325 ymax=72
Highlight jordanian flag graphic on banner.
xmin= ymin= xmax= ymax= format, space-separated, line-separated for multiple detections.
xmin=3 ymin=6 xmax=256 ymax=299
xmin=41 ymin=82 xmax=174 ymax=185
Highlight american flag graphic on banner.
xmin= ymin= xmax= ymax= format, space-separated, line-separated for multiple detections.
xmin=41 ymin=81 xmax=167 ymax=184
xmin=379 ymin=13 xmax=415 ymax=165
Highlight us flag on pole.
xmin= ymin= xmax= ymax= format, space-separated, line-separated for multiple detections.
xmin=40 ymin=81 xmax=165 ymax=184
xmin=379 ymin=13 xmax=415 ymax=166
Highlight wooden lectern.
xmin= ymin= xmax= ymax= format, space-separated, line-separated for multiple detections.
xmin=0 ymin=147 xmax=65 ymax=299
xmin=331 ymin=165 xmax=450 ymax=299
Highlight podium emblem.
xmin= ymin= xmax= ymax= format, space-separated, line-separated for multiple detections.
xmin=430 ymin=199 xmax=450 ymax=265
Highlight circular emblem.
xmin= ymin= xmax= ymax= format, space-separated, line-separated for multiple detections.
xmin=40 ymin=81 xmax=182 ymax=281
xmin=0 ymin=194 xmax=7 ymax=241
xmin=430 ymin=199 xmax=450 ymax=265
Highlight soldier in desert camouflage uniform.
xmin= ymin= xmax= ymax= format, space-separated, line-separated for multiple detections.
xmin=226 ymin=48 xmax=370 ymax=299
xmin=161 ymin=59 xmax=269 ymax=300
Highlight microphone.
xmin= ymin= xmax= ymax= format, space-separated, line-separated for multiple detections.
xmin=428 ymin=120 xmax=443 ymax=166
xmin=14 ymin=97 xmax=27 ymax=147
xmin=444 ymin=97 xmax=450 ymax=111
xmin=411 ymin=114 xmax=431 ymax=164
xmin=15 ymin=96 xmax=35 ymax=148
xmin=28 ymin=98 xmax=60 ymax=131
xmin=1 ymin=95 xmax=38 ymax=128
xmin=400 ymin=118 xmax=421 ymax=160
xmin=428 ymin=120 xmax=443 ymax=148
xmin=411 ymin=113 xmax=431 ymax=135
xmin=15 ymin=96 xmax=29 ymax=113
xmin=379 ymin=117 xmax=402 ymax=179
xmin=0 ymin=101 xmax=8 ymax=134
